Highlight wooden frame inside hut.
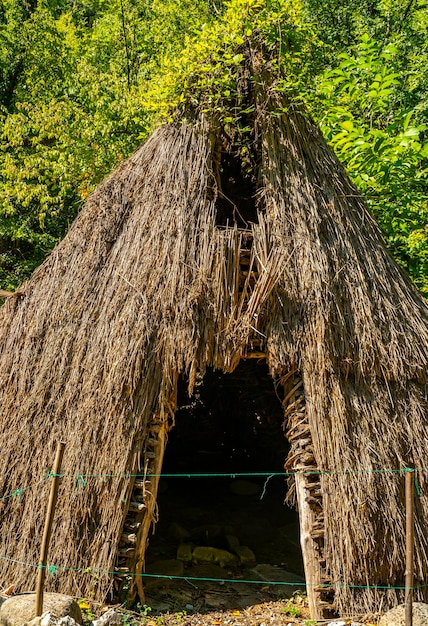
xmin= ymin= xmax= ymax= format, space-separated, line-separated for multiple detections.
xmin=1 ymin=50 xmax=428 ymax=620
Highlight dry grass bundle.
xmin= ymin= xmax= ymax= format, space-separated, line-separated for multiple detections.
xmin=0 ymin=68 xmax=428 ymax=616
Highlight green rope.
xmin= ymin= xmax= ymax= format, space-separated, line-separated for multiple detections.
xmin=415 ymin=473 xmax=422 ymax=497
xmin=50 ymin=467 xmax=428 ymax=479
xmin=0 ymin=467 xmax=425 ymax=501
xmin=76 ymin=475 xmax=87 ymax=489
xmin=0 ymin=478 xmax=50 ymax=502
xmin=0 ymin=554 xmax=425 ymax=591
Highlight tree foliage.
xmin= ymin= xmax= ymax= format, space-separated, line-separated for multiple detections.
xmin=315 ymin=34 xmax=428 ymax=294
xmin=0 ymin=0 xmax=216 ymax=287
xmin=0 ymin=0 xmax=427 ymax=298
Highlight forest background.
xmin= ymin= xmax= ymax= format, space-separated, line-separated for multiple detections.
xmin=0 ymin=0 xmax=427 ymax=296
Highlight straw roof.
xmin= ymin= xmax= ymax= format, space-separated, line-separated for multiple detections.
xmin=1 ymin=48 xmax=428 ymax=615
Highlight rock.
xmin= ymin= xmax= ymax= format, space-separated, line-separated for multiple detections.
xmin=225 ymin=535 xmax=240 ymax=552
xmin=177 ymin=543 xmax=193 ymax=562
xmin=192 ymin=546 xmax=236 ymax=567
xmin=27 ymin=617 xmax=79 ymax=626
xmin=141 ymin=598 xmax=171 ymax=613
xmin=144 ymin=559 xmax=184 ymax=588
xmin=233 ymin=546 xmax=256 ymax=565
xmin=379 ymin=602 xmax=428 ymax=626
xmin=229 ymin=480 xmax=260 ymax=496
xmin=91 ymin=609 xmax=123 ymax=626
xmin=249 ymin=564 xmax=305 ymax=598
xmin=22 ymin=615 xmax=45 ymax=626
xmin=189 ymin=563 xmax=228 ymax=580
xmin=0 ymin=593 xmax=82 ymax=626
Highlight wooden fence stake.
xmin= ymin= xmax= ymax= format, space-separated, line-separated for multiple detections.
xmin=405 ymin=469 xmax=415 ymax=626
xmin=35 ymin=441 xmax=66 ymax=617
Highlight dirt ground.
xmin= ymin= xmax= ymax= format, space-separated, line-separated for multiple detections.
xmin=82 ymin=596 xmax=373 ymax=626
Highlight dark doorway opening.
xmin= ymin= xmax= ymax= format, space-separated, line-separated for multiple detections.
xmin=215 ymin=149 xmax=259 ymax=228
xmin=144 ymin=361 xmax=304 ymax=613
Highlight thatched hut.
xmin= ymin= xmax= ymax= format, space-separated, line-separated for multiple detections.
xmin=1 ymin=45 xmax=428 ymax=620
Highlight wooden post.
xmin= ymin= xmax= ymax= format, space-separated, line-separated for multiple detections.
xmin=405 ymin=469 xmax=415 ymax=626
xmin=35 ymin=441 xmax=66 ymax=617
xmin=295 ymin=472 xmax=323 ymax=620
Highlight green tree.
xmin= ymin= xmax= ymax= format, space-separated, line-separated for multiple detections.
xmin=0 ymin=0 xmax=217 ymax=288
xmin=1 ymin=0 xmax=427 ymax=298
xmin=315 ymin=34 xmax=428 ymax=294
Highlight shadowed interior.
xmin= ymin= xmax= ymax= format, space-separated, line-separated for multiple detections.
xmin=145 ymin=361 xmax=304 ymax=606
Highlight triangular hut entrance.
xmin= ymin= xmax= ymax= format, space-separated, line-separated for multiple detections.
xmin=122 ymin=354 xmax=316 ymax=611
xmin=141 ymin=361 xmax=305 ymax=611
xmin=1 ymin=47 xmax=428 ymax=620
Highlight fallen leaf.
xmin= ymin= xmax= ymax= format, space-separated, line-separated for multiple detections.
xmin=78 ymin=601 xmax=90 ymax=609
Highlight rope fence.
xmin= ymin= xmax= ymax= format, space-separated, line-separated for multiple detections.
xmin=0 ymin=467 xmax=424 ymax=503
xmin=0 ymin=465 xmax=425 ymax=597
xmin=0 ymin=552 xmax=427 ymax=592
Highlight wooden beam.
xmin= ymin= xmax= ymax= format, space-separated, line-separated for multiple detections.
xmin=295 ymin=472 xmax=323 ymax=621
xmin=405 ymin=469 xmax=415 ymax=626
xmin=35 ymin=442 xmax=66 ymax=616
xmin=133 ymin=420 xmax=168 ymax=603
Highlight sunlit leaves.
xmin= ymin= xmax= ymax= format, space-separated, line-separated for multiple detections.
xmin=316 ymin=35 xmax=428 ymax=295
xmin=0 ymin=0 xmax=217 ymax=288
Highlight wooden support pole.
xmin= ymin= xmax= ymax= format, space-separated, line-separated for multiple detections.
xmin=35 ymin=441 xmax=66 ymax=617
xmin=295 ymin=472 xmax=322 ymax=621
xmin=405 ymin=469 xmax=415 ymax=626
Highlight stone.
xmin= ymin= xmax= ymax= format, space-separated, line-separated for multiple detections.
xmin=225 ymin=535 xmax=240 ymax=552
xmin=177 ymin=543 xmax=193 ymax=562
xmin=144 ymin=559 xmax=184 ymax=588
xmin=233 ymin=546 xmax=256 ymax=565
xmin=249 ymin=564 xmax=305 ymax=598
xmin=27 ymin=617 xmax=78 ymax=626
xmin=0 ymin=593 xmax=82 ymax=626
xmin=229 ymin=480 xmax=260 ymax=496
xmin=192 ymin=546 xmax=236 ymax=567
xmin=379 ymin=602 xmax=428 ymax=626
xmin=24 ymin=614 xmax=49 ymax=626
xmin=189 ymin=563 xmax=228 ymax=580
xmin=92 ymin=609 xmax=123 ymax=626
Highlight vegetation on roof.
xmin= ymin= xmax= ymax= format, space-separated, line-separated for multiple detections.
xmin=0 ymin=0 xmax=427 ymax=294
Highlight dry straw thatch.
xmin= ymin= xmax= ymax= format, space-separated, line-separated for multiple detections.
xmin=1 ymin=46 xmax=428 ymax=616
